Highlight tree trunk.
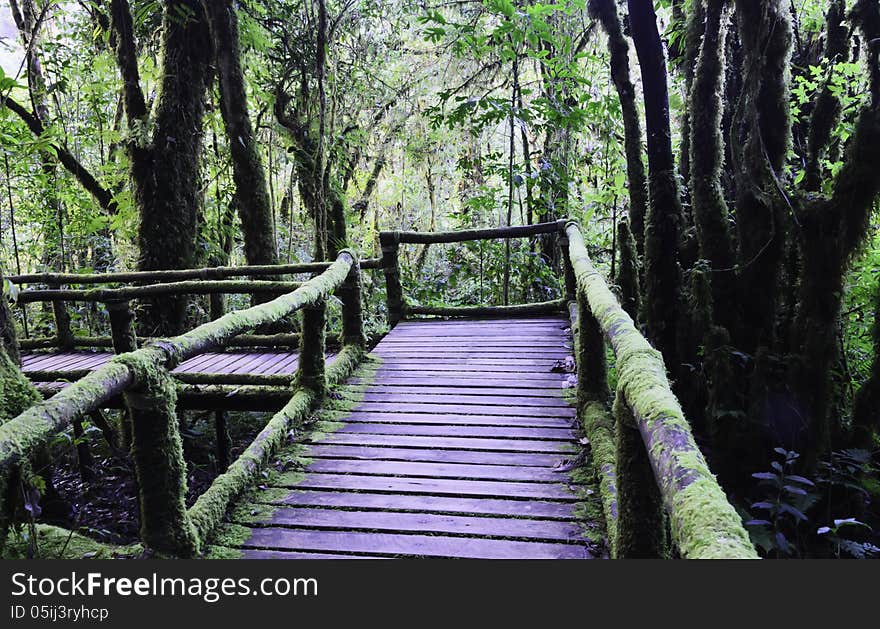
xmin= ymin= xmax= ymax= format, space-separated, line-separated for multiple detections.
xmin=626 ymin=0 xmax=683 ymax=369
xmin=111 ymin=0 xmax=213 ymax=336
xmin=589 ymin=0 xmax=648 ymax=260
xmin=688 ymin=0 xmax=737 ymax=330
xmin=203 ymin=0 xmax=278 ymax=268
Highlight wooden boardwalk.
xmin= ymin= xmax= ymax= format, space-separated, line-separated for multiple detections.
xmin=21 ymin=349 xmax=309 ymax=380
xmin=216 ymin=316 xmax=597 ymax=559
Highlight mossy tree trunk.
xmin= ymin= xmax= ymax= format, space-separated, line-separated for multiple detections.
xmin=203 ymin=0 xmax=278 ymax=269
xmin=730 ymin=0 xmax=792 ymax=353
xmin=688 ymin=0 xmax=737 ymax=331
xmin=625 ymin=0 xmax=684 ymax=370
xmin=589 ymin=0 xmax=648 ymax=261
xmin=110 ymin=0 xmax=213 ymax=336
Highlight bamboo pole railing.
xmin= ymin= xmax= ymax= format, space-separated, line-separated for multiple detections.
xmin=0 ymin=250 xmax=366 ymax=557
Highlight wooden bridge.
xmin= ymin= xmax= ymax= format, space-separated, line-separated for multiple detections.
xmin=0 ymin=220 xmax=758 ymax=559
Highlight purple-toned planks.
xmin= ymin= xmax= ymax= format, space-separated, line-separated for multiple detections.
xmin=220 ymin=315 xmax=597 ymax=559
xmin=302 ymin=458 xmax=578 ymax=482
xmin=333 ymin=422 xmax=576 ymax=440
xmin=261 ymin=490 xmax=580 ymax=519
xmin=329 ymin=410 xmax=572 ymax=428
xmin=271 ymin=472 xmax=579 ymax=500
xmin=302 ymin=444 xmax=571 ymax=467
xmin=315 ymin=432 xmax=576 ymax=453
xmin=239 ymin=508 xmax=586 ymax=542
xmin=243 ymin=527 xmax=590 ymax=559
xmin=343 ymin=401 xmax=574 ymax=418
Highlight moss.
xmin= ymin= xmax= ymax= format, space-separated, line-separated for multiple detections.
xmin=3 ymin=524 xmax=144 ymax=559
xmin=0 ymin=353 xmax=41 ymax=424
xmin=115 ymin=352 xmax=199 ymax=557
xmin=565 ymin=222 xmax=757 ymax=559
xmin=579 ymin=400 xmax=618 ymax=554
xmin=187 ymin=350 xmax=375 ymax=552
xmin=187 ymin=388 xmax=316 ymax=550
xmin=207 ymin=523 xmax=253 ymax=549
xmin=614 ymin=389 xmax=668 ymax=558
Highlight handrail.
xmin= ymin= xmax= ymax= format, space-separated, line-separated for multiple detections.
xmin=7 ymin=258 xmax=381 ymax=285
xmin=564 ymin=221 xmax=757 ymax=559
xmin=385 ymin=219 xmax=567 ymax=244
xmin=0 ymin=250 xmax=364 ymax=557
xmin=379 ymin=219 xmax=570 ymax=325
xmin=15 ymin=280 xmax=303 ymax=303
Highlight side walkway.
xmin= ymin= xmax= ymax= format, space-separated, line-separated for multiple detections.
xmin=211 ymin=316 xmax=601 ymax=558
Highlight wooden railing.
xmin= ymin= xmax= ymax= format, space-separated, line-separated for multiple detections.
xmin=0 ymin=250 xmax=367 ymax=557
xmin=379 ymin=220 xmax=570 ymax=324
xmin=563 ymin=221 xmax=757 ymax=558
xmin=380 ymin=219 xmax=756 ymax=559
xmin=7 ymin=258 xmax=380 ymax=353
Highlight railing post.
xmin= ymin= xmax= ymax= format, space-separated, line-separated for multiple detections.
xmin=337 ymin=256 xmax=366 ymax=348
xmin=559 ymin=229 xmax=577 ymax=304
xmin=379 ymin=232 xmax=404 ymax=327
xmin=207 ymin=296 xmax=231 ymax=471
xmin=50 ymin=284 xmax=74 ymax=350
xmin=298 ymin=299 xmax=327 ymax=395
xmin=576 ymin=290 xmax=610 ymax=405
xmin=613 ymin=389 xmax=668 ymax=558
xmin=119 ymin=355 xmax=198 ymax=557
xmin=107 ymin=300 xmax=138 ymax=354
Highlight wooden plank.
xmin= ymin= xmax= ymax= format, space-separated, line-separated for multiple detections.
xmin=238 ymin=549 xmax=383 ymax=559
xmin=271 ymin=472 xmax=579 ymax=500
xmin=206 ymin=352 xmax=263 ymax=374
xmin=348 ymin=375 xmax=569 ymax=389
xmin=260 ymin=489 xmax=579 ymax=519
xmin=375 ymin=366 xmax=566 ymax=378
xmin=328 ymin=410 xmax=572 ymax=428
xmin=302 ymin=458 xmax=576 ymax=482
xmin=303 ymin=444 xmax=569 ymax=467
xmin=174 ymin=351 xmax=233 ymax=373
xmin=224 ymin=352 xmax=282 ymax=374
xmin=263 ymin=353 xmax=301 ymax=374
xmin=347 ymin=401 xmax=574 ymax=419
xmin=243 ymin=527 xmax=590 ymax=559
xmin=344 ymin=391 xmax=571 ymax=407
xmin=339 ymin=384 xmax=567 ymax=399
xmin=335 ymin=422 xmax=576 ymax=440
xmin=251 ymin=352 xmax=299 ymax=375
xmin=377 ymin=358 xmax=562 ymax=368
xmin=237 ymin=508 xmax=586 ymax=542
xmin=316 ymin=433 xmax=576 ymax=453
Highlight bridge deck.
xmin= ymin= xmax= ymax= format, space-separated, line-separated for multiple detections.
xmin=21 ymin=349 xmax=309 ymax=379
xmin=214 ymin=316 xmax=597 ymax=559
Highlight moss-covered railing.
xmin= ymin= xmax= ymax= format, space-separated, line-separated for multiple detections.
xmin=564 ymin=221 xmax=757 ymax=559
xmin=379 ymin=220 xmax=570 ymax=324
xmin=8 ymin=257 xmax=379 ymax=353
xmin=0 ymin=250 xmax=366 ymax=557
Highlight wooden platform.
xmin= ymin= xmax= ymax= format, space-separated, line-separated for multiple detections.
xmin=215 ymin=316 xmax=597 ymax=559
xmin=21 ymin=349 xmax=307 ymax=379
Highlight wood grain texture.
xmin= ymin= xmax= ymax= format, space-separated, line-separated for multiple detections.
xmin=225 ymin=316 xmax=597 ymax=559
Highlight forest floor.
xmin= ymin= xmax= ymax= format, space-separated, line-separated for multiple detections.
xmin=42 ymin=410 xmax=271 ymax=547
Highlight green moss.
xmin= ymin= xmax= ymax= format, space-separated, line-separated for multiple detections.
xmin=565 ymin=222 xmax=757 ymax=559
xmin=3 ymin=524 xmax=144 ymax=559
xmin=0 ymin=354 xmax=41 ymax=424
